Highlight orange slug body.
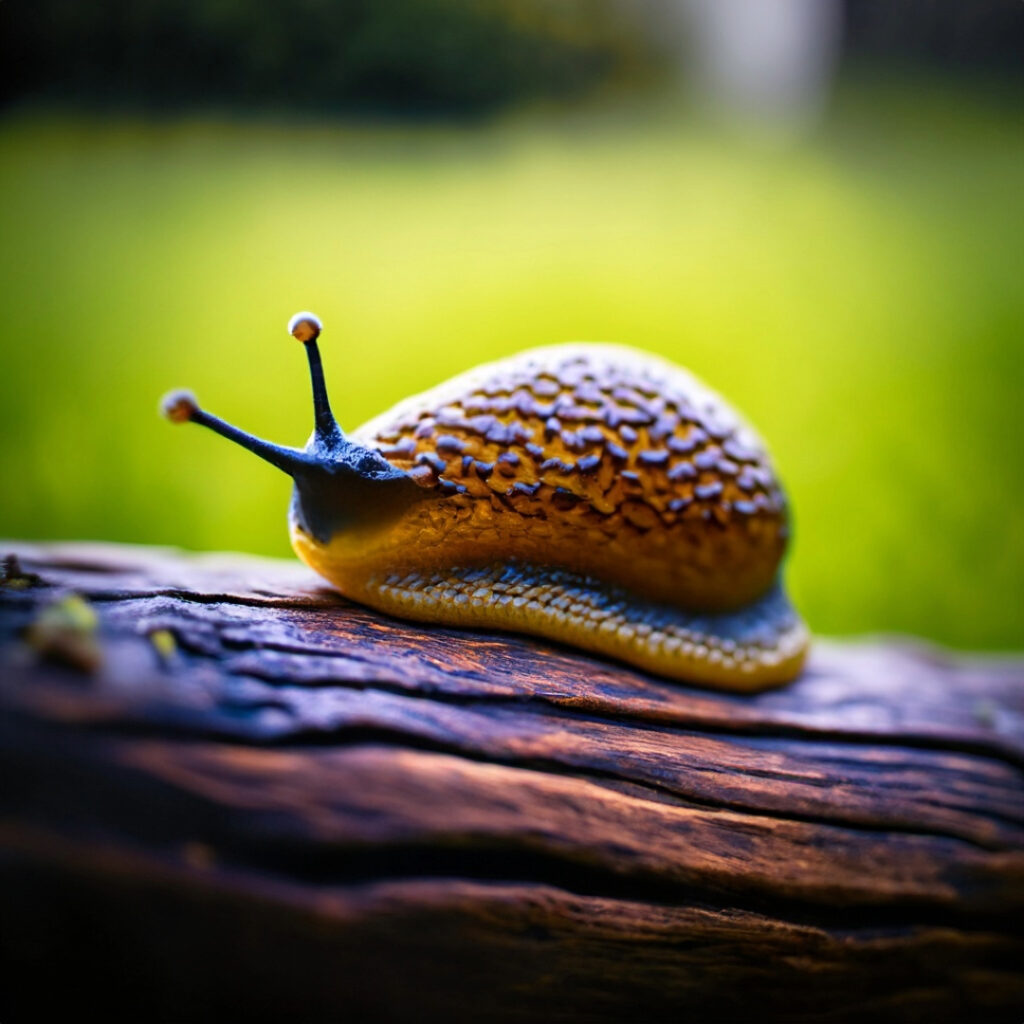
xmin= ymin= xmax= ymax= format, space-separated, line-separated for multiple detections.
xmin=289 ymin=343 xmax=808 ymax=691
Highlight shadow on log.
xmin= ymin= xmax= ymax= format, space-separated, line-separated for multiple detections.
xmin=2 ymin=541 xmax=1023 ymax=1022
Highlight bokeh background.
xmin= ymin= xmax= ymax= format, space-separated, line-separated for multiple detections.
xmin=1 ymin=0 xmax=1021 ymax=649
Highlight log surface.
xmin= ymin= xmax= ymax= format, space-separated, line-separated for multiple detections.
xmin=1 ymin=541 xmax=1022 ymax=1022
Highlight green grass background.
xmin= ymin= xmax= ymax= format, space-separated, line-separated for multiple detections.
xmin=1 ymin=81 xmax=1021 ymax=649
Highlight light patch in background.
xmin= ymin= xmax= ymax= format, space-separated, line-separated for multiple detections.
xmin=677 ymin=0 xmax=843 ymax=134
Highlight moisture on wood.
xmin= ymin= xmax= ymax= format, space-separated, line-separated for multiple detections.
xmin=1 ymin=541 xmax=1022 ymax=1023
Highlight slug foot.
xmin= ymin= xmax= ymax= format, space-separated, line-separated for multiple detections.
xmin=366 ymin=563 xmax=808 ymax=693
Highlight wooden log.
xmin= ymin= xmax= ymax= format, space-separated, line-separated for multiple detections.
xmin=1 ymin=540 xmax=1022 ymax=1023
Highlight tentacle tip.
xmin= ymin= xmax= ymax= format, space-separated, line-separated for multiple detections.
xmin=288 ymin=311 xmax=322 ymax=343
xmin=160 ymin=388 xmax=199 ymax=424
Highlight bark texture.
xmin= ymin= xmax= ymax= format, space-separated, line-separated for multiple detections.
xmin=1 ymin=541 xmax=1022 ymax=1022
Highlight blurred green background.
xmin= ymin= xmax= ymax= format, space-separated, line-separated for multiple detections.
xmin=1 ymin=1 xmax=1022 ymax=649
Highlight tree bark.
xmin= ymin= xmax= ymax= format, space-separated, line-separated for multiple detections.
xmin=1 ymin=541 xmax=1022 ymax=1023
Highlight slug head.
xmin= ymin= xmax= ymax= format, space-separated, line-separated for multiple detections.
xmin=160 ymin=313 xmax=427 ymax=550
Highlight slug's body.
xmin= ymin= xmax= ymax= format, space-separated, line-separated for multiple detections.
xmin=163 ymin=316 xmax=808 ymax=691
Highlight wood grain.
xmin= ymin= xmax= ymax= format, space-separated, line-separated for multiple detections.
xmin=1 ymin=541 xmax=1022 ymax=1022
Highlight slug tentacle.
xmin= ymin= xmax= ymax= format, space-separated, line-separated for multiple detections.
xmin=288 ymin=311 xmax=342 ymax=447
xmin=159 ymin=388 xmax=310 ymax=476
xmin=161 ymin=315 xmax=427 ymax=545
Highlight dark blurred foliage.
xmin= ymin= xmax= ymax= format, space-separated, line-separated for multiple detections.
xmin=844 ymin=0 xmax=1024 ymax=73
xmin=2 ymin=0 xmax=1022 ymax=117
xmin=0 ymin=0 xmax=654 ymax=116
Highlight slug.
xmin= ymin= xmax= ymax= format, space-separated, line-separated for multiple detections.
xmin=161 ymin=313 xmax=808 ymax=691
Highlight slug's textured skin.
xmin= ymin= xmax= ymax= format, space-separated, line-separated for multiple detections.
xmin=290 ymin=344 xmax=808 ymax=690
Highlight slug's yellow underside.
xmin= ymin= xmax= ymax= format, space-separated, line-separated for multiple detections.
xmin=292 ymin=530 xmax=806 ymax=689
xmin=289 ymin=343 xmax=808 ymax=692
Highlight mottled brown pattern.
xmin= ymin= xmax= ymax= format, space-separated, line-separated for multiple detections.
xmin=367 ymin=345 xmax=783 ymax=527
